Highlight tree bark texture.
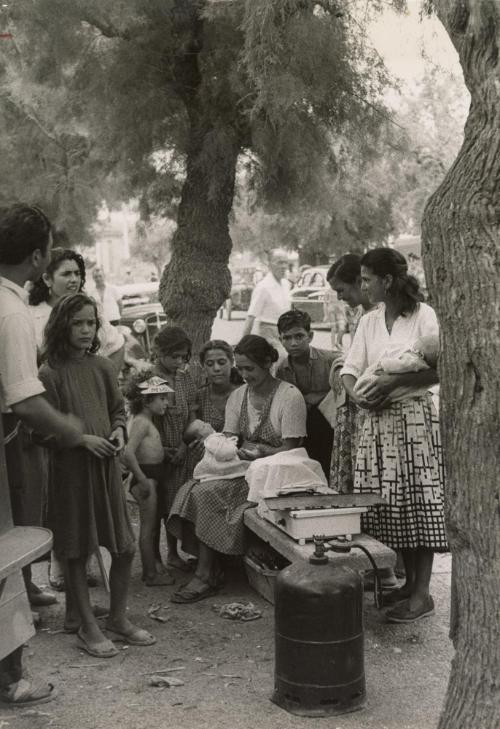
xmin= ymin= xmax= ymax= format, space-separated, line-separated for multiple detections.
xmin=422 ymin=2 xmax=500 ymax=728
xmin=159 ymin=5 xmax=244 ymax=354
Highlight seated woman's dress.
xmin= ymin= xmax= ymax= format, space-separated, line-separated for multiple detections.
xmin=167 ymin=380 xmax=306 ymax=556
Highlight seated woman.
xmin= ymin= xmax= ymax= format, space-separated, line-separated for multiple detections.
xmin=168 ymin=335 xmax=307 ymax=603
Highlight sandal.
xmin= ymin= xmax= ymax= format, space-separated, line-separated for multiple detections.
xmin=76 ymin=628 xmax=119 ymax=658
xmin=167 ymin=558 xmax=193 ymax=573
xmin=171 ymin=579 xmax=218 ymax=604
xmin=0 ymin=678 xmax=57 ymax=708
xmin=29 ymin=588 xmax=58 ymax=607
xmin=386 ymin=596 xmax=435 ymax=624
xmin=105 ymin=625 xmax=156 ymax=646
xmin=48 ymin=576 xmax=65 ymax=592
xmin=382 ymin=587 xmax=412 ymax=607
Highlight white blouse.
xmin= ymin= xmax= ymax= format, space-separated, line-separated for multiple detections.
xmin=224 ymin=380 xmax=307 ymax=439
xmin=340 ymin=302 xmax=439 ymax=398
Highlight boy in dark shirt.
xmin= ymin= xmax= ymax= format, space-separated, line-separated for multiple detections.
xmin=277 ymin=309 xmax=337 ymax=480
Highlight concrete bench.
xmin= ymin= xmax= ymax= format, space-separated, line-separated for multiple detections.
xmin=244 ymin=507 xmax=396 ymax=572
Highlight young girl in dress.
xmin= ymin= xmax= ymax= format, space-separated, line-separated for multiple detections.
xmin=152 ymin=326 xmax=198 ymax=571
xmin=39 ymin=293 xmax=156 ymax=658
xmin=122 ymin=372 xmax=175 ymax=587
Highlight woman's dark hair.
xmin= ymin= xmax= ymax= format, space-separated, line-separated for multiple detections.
xmin=44 ymin=293 xmax=100 ymax=366
xmin=123 ymin=368 xmax=157 ymax=415
xmin=199 ymin=339 xmax=233 ymax=365
xmin=29 ymin=247 xmax=86 ymax=306
xmin=199 ymin=339 xmax=243 ymax=385
xmin=234 ymin=335 xmax=279 ymax=368
xmin=153 ymin=325 xmax=192 ymax=361
xmin=361 ymin=248 xmax=424 ymax=315
xmin=0 ymin=204 xmax=52 ymax=265
xmin=327 ymin=254 xmax=361 ymax=285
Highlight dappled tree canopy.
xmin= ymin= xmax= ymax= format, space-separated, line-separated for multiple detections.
xmin=0 ymin=0 xmax=393 ymax=345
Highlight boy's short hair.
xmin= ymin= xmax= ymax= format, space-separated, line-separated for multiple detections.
xmin=277 ymin=309 xmax=312 ymax=334
xmin=0 ymin=204 xmax=52 ymax=265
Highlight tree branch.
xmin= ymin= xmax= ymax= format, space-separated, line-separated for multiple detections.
xmin=79 ymin=12 xmax=132 ymax=41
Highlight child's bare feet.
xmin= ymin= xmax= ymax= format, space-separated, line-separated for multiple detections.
xmin=105 ymin=617 xmax=156 ymax=646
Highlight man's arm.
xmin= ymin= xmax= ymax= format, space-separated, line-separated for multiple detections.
xmin=241 ymin=314 xmax=256 ymax=337
xmin=12 ymin=395 xmax=83 ymax=448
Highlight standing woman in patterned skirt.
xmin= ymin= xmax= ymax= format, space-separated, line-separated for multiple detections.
xmin=341 ymin=248 xmax=447 ymax=624
xmin=326 ymin=254 xmax=374 ymax=493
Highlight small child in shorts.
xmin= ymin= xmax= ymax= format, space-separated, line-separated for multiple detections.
xmin=123 ymin=373 xmax=175 ymax=586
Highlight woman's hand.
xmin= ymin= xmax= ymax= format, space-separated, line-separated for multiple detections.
xmin=109 ymin=427 xmax=125 ymax=453
xmin=82 ymin=434 xmax=117 ymax=458
xmin=170 ymin=441 xmax=187 ymax=466
xmin=237 ymin=442 xmax=263 ymax=461
xmin=187 ymin=437 xmax=205 ymax=460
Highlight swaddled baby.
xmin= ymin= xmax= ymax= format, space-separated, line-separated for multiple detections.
xmin=354 ymin=334 xmax=439 ymax=401
xmin=184 ymin=419 xmax=249 ymax=482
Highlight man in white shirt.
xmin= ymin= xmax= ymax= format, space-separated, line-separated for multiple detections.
xmin=90 ymin=267 xmax=122 ymax=325
xmin=242 ymin=251 xmax=291 ymax=352
xmin=0 ymin=204 xmax=83 ymax=708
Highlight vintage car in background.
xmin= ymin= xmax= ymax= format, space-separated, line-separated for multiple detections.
xmin=290 ymin=266 xmax=348 ymax=332
xmin=117 ymin=282 xmax=160 ymax=310
xmin=119 ymin=301 xmax=167 ymax=360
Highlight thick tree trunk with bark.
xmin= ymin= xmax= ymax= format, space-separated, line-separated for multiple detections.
xmin=159 ymin=3 xmax=245 ymax=354
xmin=159 ymin=116 xmax=239 ymax=352
xmin=422 ymin=2 xmax=500 ymax=728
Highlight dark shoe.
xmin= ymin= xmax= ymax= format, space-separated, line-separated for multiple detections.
xmin=386 ymin=596 xmax=435 ymax=624
xmin=29 ymin=589 xmax=58 ymax=607
xmin=171 ymin=579 xmax=218 ymax=604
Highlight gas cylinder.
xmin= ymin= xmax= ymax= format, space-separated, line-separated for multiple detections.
xmin=272 ymin=546 xmax=365 ymax=717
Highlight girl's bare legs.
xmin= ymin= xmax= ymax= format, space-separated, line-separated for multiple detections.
xmin=105 ymin=549 xmax=155 ymax=643
xmin=409 ymin=548 xmax=434 ymax=609
xmin=166 ymin=529 xmax=188 ymax=570
xmin=180 ymin=542 xmax=220 ymax=591
xmin=66 ymin=557 xmax=111 ymax=648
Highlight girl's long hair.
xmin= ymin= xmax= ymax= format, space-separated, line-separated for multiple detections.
xmin=327 ymin=253 xmax=361 ymax=285
xmin=44 ymin=293 xmax=100 ymax=367
xmin=361 ymin=248 xmax=424 ymax=316
xmin=199 ymin=339 xmax=243 ymax=385
xmin=29 ymin=247 xmax=86 ymax=306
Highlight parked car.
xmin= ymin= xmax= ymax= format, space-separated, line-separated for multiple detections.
xmin=117 ymin=282 xmax=160 ymax=310
xmin=119 ymin=301 xmax=167 ymax=359
xmin=290 ymin=266 xmax=349 ymax=331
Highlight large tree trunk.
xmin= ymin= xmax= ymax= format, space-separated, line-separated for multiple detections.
xmin=159 ymin=116 xmax=239 ymax=352
xmin=159 ymin=3 xmax=244 ymax=354
xmin=421 ymin=3 xmax=500 ymax=728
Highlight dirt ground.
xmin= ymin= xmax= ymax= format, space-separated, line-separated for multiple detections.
xmin=1 ymin=499 xmax=453 ymax=729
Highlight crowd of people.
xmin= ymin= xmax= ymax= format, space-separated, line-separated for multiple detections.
xmin=0 ymin=203 xmax=446 ymax=708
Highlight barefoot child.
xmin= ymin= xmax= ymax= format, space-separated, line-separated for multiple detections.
xmin=152 ymin=326 xmax=198 ymax=572
xmin=122 ymin=373 xmax=176 ymax=586
xmin=39 ymin=293 xmax=156 ymax=658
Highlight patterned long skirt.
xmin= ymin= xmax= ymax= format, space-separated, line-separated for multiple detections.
xmin=354 ymin=394 xmax=448 ymax=551
xmin=167 ymin=477 xmax=252 ymax=556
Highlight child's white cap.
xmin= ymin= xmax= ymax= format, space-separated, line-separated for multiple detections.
xmin=138 ymin=376 xmax=173 ymax=395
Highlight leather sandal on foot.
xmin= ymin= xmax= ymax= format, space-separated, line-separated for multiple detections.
xmin=105 ymin=626 xmax=156 ymax=646
xmin=171 ymin=580 xmax=218 ymax=604
xmin=0 ymin=678 xmax=57 ymax=708
xmin=386 ymin=596 xmax=435 ymax=624
xmin=76 ymin=628 xmax=118 ymax=658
